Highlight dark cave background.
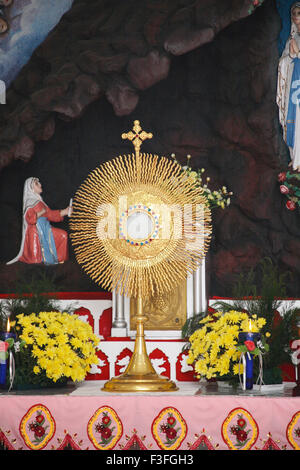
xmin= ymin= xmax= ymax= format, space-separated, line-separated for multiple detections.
xmin=0 ymin=0 xmax=299 ymax=297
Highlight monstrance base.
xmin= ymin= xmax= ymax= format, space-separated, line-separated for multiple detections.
xmin=102 ymin=372 xmax=178 ymax=393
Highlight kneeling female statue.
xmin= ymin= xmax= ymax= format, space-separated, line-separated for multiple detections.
xmin=7 ymin=177 xmax=72 ymax=265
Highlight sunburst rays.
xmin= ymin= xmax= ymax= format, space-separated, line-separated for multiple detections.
xmin=70 ymin=124 xmax=212 ymax=299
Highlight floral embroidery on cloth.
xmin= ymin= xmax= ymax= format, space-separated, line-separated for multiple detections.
xmin=87 ymin=406 xmax=123 ymax=450
xmin=151 ymin=407 xmax=187 ymax=450
xmin=287 ymin=411 xmax=300 ymax=450
xmin=221 ymin=408 xmax=258 ymax=450
xmin=19 ymin=404 xmax=56 ymax=450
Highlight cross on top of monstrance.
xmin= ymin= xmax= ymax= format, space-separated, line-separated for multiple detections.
xmin=121 ymin=120 xmax=153 ymax=156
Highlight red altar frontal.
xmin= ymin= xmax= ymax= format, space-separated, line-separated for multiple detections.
xmin=0 ymin=382 xmax=300 ymax=450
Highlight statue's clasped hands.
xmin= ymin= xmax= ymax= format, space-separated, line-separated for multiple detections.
xmin=290 ymin=37 xmax=300 ymax=56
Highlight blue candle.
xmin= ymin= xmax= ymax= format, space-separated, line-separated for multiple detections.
xmin=0 ymin=332 xmax=16 ymax=342
xmin=0 ymin=340 xmax=9 ymax=386
xmin=238 ymin=332 xmax=260 ymax=390
xmin=0 ymin=362 xmax=7 ymax=385
xmin=0 ymin=331 xmax=16 ymax=387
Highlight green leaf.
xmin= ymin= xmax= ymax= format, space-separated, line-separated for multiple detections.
xmin=181 ymin=312 xmax=207 ymax=339
xmin=6 ymin=338 xmax=14 ymax=348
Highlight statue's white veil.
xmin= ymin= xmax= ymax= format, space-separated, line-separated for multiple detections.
xmin=291 ymin=2 xmax=300 ymax=31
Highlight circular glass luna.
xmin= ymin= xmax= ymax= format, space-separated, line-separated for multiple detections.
xmin=126 ymin=210 xmax=154 ymax=240
xmin=119 ymin=205 xmax=160 ymax=246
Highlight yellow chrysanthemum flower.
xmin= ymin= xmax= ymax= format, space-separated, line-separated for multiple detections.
xmin=16 ymin=311 xmax=100 ymax=383
xmin=33 ymin=366 xmax=41 ymax=375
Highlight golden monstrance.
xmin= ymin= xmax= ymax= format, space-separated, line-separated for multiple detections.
xmin=70 ymin=120 xmax=212 ymax=392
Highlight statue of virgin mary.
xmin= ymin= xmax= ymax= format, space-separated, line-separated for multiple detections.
xmin=277 ymin=2 xmax=300 ymax=172
xmin=7 ymin=177 xmax=71 ymax=265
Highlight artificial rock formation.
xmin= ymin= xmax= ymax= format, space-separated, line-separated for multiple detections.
xmin=0 ymin=0 xmax=264 ymax=169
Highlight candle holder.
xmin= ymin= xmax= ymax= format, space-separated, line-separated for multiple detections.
xmin=238 ymin=332 xmax=261 ymax=390
xmin=293 ymin=366 xmax=300 ymax=397
xmin=291 ymin=339 xmax=300 ymax=397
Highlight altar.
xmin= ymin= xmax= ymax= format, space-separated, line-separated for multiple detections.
xmin=0 ymin=284 xmax=299 ymax=452
xmin=0 ymin=381 xmax=299 ymax=451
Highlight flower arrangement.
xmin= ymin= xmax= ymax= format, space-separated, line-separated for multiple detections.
xmin=211 ymin=258 xmax=300 ymax=384
xmin=14 ymin=311 xmax=99 ymax=385
xmin=186 ymin=310 xmax=268 ymax=380
xmin=248 ymin=0 xmax=264 ymax=14
xmin=171 ymin=153 xmax=233 ymax=210
xmin=278 ymin=170 xmax=300 ymax=211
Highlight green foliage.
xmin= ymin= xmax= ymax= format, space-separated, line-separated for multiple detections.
xmin=214 ymin=258 xmax=290 ymax=318
xmin=181 ymin=312 xmax=207 ymax=341
xmin=5 ymin=337 xmax=14 ymax=349
xmin=9 ymin=271 xmax=61 ymax=319
xmin=0 ymin=270 xmax=74 ymax=329
xmin=13 ymin=346 xmax=67 ymax=389
xmin=262 ymin=367 xmax=283 ymax=385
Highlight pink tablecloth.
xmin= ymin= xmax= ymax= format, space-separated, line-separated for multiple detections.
xmin=0 ymin=389 xmax=300 ymax=450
